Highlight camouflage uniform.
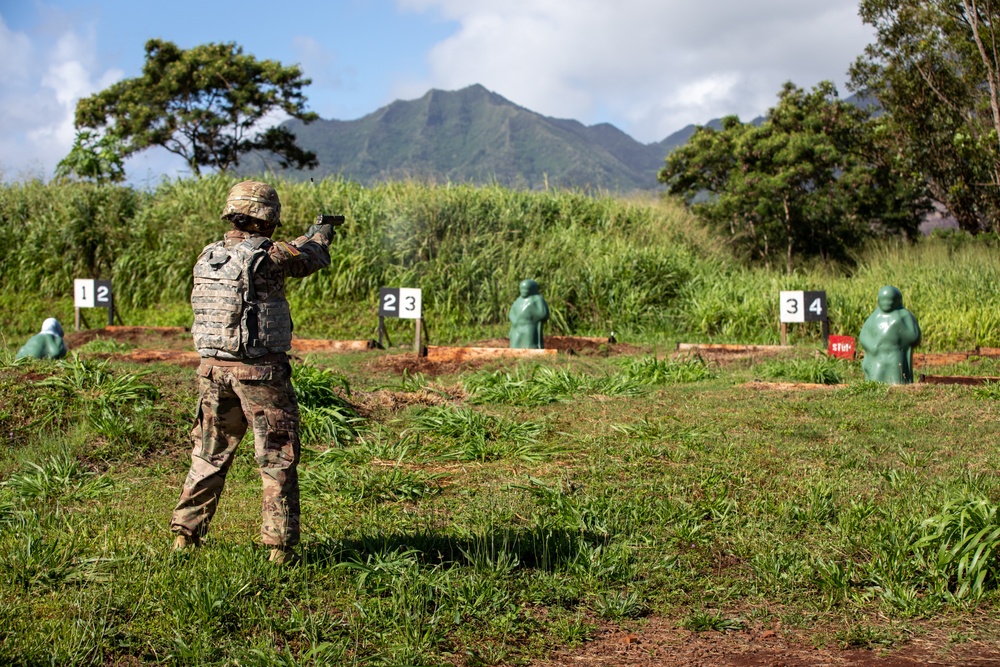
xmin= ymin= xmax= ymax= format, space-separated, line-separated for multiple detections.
xmin=171 ymin=225 xmax=330 ymax=547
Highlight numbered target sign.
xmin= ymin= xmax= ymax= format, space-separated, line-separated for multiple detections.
xmin=94 ymin=280 xmax=112 ymax=307
xmin=780 ymin=290 xmax=827 ymax=323
xmin=75 ymin=279 xmax=95 ymax=308
xmin=74 ymin=279 xmax=113 ymax=308
xmin=379 ymin=287 xmax=422 ymax=319
xmin=398 ymin=288 xmax=421 ymax=319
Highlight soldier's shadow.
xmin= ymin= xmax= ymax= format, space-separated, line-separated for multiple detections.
xmin=300 ymin=526 xmax=610 ymax=573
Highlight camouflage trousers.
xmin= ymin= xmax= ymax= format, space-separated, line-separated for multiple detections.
xmin=170 ymin=361 xmax=301 ymax=547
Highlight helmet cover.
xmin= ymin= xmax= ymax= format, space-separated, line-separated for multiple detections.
xmin=221 ymin=180 xmax=281 ymax=227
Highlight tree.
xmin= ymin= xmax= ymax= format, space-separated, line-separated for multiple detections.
xmin=850 ymin=0 xmax=1000 ymax=233
xmin=54 ymin=130 xmax=126 ymax=184
xmin=659 ymin=82 xmax=929 ymax=274
xmin=72 ymin=39 xmax=318 ymax=177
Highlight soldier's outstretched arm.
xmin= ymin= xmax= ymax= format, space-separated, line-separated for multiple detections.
xmin=268 ymin=229 xmax=332 ymax=278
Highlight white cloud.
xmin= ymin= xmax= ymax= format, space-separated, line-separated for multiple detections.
xmin=292 ymin=35 xmax=345 ymax=90
xmin=0 ymin=12 xmax=123 ymax=181
xmin=396 ymin=0 xmax=875 ymax=142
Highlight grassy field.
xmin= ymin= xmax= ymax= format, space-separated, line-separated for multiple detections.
xmin=2 ymin=176 xmax=1000 ymax=350
xmin=2 ymin=347 xmax=1000 ymax=665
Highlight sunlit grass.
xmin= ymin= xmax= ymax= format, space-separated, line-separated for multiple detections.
xmin=2 ymin=351 xmax=1000 ymax=664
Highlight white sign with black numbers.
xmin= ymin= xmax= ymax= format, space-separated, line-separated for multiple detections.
xmin=75 ymin=279 xmax=113 ymax=308
xmin=398 ymin=288 xmax=421 ymax=319
xmin=75 ymin=279 xmax=95 ymax=308
xmin=379 ymin=287 xmax=422 ymax=319
xmin=779 ymin=290 xmax=827 ymax=323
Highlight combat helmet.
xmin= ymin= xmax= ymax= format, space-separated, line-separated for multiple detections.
xmin=221 ymin=180 xmax=281 ymax=228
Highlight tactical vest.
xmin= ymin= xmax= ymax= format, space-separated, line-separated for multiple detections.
xmin=190 ymin=236 xmax=292 ymax=360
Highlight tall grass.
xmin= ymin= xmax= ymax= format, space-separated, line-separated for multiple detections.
xmin=0 ymin=177 xmax=705 ymax=341
xmin=756 ymin=356 xmax=852 ymax=385
xmin=290 ymin=364 xmax=365 ymax=446
xmin=463 ymin=365 xmax=647 ymax=406
xmin=679 ymin=239 xmax=1000 ymax=349
xmin=2 ymin=177 xmax=999 ymax=349
xmin=406 ymin=405 xmax=550 ymax=462
xmin=32 ymin=355 xmax=164 ymax=461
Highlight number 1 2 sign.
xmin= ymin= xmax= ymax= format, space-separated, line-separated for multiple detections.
xmin=74 ymin=279 xmax=113 ymax=309
xmin=780 ymin=290 xmax=827 ymax=323
xmin=379 ymin=287 xmax=422 ymax=319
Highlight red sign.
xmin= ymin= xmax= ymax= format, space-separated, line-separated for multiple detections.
xmin=828 ymin=335 xmax=856 ymax=359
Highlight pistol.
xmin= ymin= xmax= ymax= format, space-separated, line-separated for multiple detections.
xmin=318 ymin=214 xmax=346 ymax=227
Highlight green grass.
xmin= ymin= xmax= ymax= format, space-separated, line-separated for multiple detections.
xmin=405 ymin=405 xmax=551 ymax=462
xmin=75 ymin=336 xmax=133 ymax=354
xmin=756 ymin=355 xmax=856 ymax=385
xmin=4 ymin=174 xmax=1000 ymax=662
xmin=1 ymin=450 xmax=114 ymax=503
xmin=618 ymin=354 xmax=716 ymax=384
xmin=0 ymin=177 xmax=707 ymax=344
xmin=291 ymin=363 xmax=366 ymax=446
xmin=7 ymin=349 xmax=1000 ymax=664
xmin=4 ymin=177 xmax=1000 ymax=351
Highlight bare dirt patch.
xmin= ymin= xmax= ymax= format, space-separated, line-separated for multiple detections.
xmin=742 ymin=380 xmax=841 ymax=391
xmin=291 ymin=339 xmax=375 ymax=353
xmin=674 ymin=344 xmax=797 ymax=366
xmin=352 ymin=388 xmax=458 ymax=416
xmin=473 ymin=336 xmax=643 ymax=356
xmin=366 ymin=353 xmax=497 ymax=377
xmin=915 ymin=352 xmax=979 ymax=368
xmin=533 ymin=617 xmax=1000 ymax=667
xmin=66 ymin=326 xmax=190 ymax=350
xmin=125 ymin=349 xmax=201 ymax=368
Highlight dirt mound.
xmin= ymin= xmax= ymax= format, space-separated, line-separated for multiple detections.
xmin=742 ymin=380 xmax=841 ymax=391
xmin=675 ymin=344 xmax=796 ymax=366
xmin=291 ymin=339 xmax=375 ymax=353
xmin=126 ymin=349 xmax=201 ymax=368
xmin=533 ymin=617 xmax=1000 ymax=667
xmin=66 ymin=326 xmax=190 ymax=350
xmin=353 ymin=388 xmax=456 ymax=415
xmin=473 ymin=336 xmax=641 ymax=355
xmin=366 ymin=353 xmax=494 ymax=377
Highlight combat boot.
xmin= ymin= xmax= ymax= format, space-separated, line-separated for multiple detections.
xmin=268 ymin=546 xmax=301 ymax=565
xmin=172 ymin=534 xmax=200 ymax=550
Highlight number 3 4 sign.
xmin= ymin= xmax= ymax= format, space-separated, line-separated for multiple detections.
xmin=780 ymin=290 xmax=827 ymax=323
xmin=379 ymin=287 xmax=422 ymax=319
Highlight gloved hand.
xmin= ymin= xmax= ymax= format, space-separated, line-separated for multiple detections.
xmin=306 ymin=215 xmax=334 ymax=244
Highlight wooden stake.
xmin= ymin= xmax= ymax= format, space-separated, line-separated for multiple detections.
xmin=376 ymin=316 xmax=392 ymax=349
xmin=414 ymin=318 xmax=426 ymax=356
xmin=781 ymin=322 xmax=787 ymax=346
xmin=75 ymin=307 xmax=81 ymax=332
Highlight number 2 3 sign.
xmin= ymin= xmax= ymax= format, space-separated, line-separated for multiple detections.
xmin=379 ymin=287 xmax=422 ymax=319
xmin=780 ymin=290 xmax=826 ymax=323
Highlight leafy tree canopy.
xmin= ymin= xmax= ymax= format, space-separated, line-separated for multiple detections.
xmin=851 ymin=0 xmax=1000 ymax=233
xmin=73 ymin=39 xmax=319 ymax=178
xmin=659 ymin=81 xmax=930 ymax=274
xmin=55 ymin=130 xmax=126 ymax=184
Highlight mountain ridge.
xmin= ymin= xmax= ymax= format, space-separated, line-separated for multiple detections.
xmin=252 ymin=84 xmax=754 ymax=191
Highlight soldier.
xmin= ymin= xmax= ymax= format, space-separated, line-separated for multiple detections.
xmin=170 ymin=180 xmax=334 ymax=564
xmin=16 ymin=318 xmax=68 ymax=360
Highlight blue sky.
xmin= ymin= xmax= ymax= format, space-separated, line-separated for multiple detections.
xmin=0 ymin=0 xmax=875 ymax=182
